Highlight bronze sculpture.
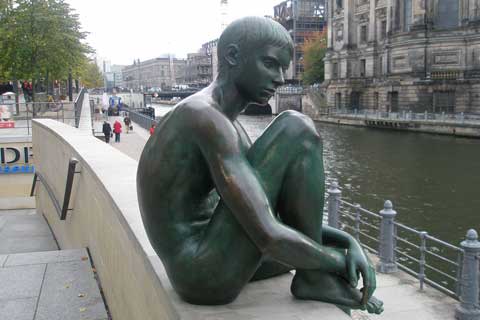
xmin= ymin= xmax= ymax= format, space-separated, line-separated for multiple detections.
xmin=137 ymin=16 xmax=383 ymax=314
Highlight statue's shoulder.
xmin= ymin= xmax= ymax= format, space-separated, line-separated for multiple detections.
xmin=173 ymin=92 xmax=222 ymax=125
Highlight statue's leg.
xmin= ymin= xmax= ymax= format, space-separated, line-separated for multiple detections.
xmin=247 ymin=111 xmax=379 ymax=311
xmin=245 ymin=110 xmax=324 ymax=280
xmin=180 ymin=111 xmax=323 ymax=303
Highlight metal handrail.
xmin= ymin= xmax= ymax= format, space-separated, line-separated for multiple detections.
xmin=327 ymin=182 xmax=467 ymax=301
xmin=30 ymin=157 xmax=80 ymax=220
xmin=74 ymin=88 xmax=86 ymax=128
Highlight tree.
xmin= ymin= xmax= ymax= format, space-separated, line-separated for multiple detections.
xmin=0 ymin=0 xmax=92 ymax=99
xmin=80 ymin=59 xmax=103 ymax=88
xmin=301 ymin=30 xmax=328 ymax=85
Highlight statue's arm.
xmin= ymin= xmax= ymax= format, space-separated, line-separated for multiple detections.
xmin=323 ymin=225 xmax=376 ymax=302
xmin=186 ymin=106 xmax=346 ymax=274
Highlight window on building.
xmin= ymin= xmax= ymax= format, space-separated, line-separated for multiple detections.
xmin=351 ymin=92 xmax=361 ymax=110
xmin=436 ymin=0 xmax=459 ymax=29
xmin=360 ymin=25 xmax=368 ymax=43
xmin=404 ymin=0 xmax=412 ymax=31
xmin=378 ymin=56 xmax=383 ymax=76
xmin=433 ymin=91 xmax=455 ymax=113
xmin=332 ymin=62 xmax=339 ymax=78
xmin=360 ymin=59 xmax=366 ymax=77
xmin=335 ymin=93 xmax=342 ymax=109
xmin=380 ymin=20 xmax=387 ymax=40
xmin=388 ymin=92 xmax=399 ymax=112
xmin=374 ymin=92 xmax=379 ymax=110
xmin=336 ymin=0 xmax=343 ymax=9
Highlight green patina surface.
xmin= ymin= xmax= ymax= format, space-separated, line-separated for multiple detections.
xmin=137 ymin=16 xmax=383 ymax=314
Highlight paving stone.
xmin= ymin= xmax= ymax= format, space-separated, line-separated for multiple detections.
xmin=0 ymin=216 xmax=52 ymax=237
xmin=0 ymin=235 xmax=58 ymax=255
xmin=0 ymin=264 xmax=45 ymax=300
xmin=0 ymin=255 xmax=7 ymax=267
xmin=0 ymin=209 xmax=37 ymax=216
xmin=4 ymin=249 xmax=88 ymax=267
xmin=0 ymin=298 xmax=37 ymax=320
xmin=35 ymin=260 xmax=108 ymax=320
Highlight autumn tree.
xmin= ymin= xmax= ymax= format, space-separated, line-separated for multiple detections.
xmin=301 ymin=29 xmax=328 ymax=85
xmin=80 ymin=59 xmax=103 ymax=88
xmin=0 ymin=0 xmax=92 ymax=99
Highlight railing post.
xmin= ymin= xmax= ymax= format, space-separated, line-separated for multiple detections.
xmin=377 ymin=200 xmax=398 ymax=273
xmin=327 ymin=180 xmax=342 ymax=229
xmin=354 ymin=204 xmax=361 ymax=242
xmin=419 ymin=231 xmax=428 ymax=291
xmin=455 ymin=229 xmax=480 ymax=320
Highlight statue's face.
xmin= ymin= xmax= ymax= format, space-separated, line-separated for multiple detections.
xmin=235 ymin=44 xmax=291 ymax=105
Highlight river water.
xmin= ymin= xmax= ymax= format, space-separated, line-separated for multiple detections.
xmin=155 ymin=105 xmax=480 ymax=247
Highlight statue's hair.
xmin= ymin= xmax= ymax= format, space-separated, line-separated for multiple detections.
xmin=217 ymin=16 xmax=294 ymax=74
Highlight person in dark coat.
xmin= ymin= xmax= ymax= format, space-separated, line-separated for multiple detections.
xmin=102 ymin=121 xmax=112 ymax=143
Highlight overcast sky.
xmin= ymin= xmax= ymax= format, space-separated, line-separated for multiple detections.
xmin=66 ymin=0 xmax=282 ymax=66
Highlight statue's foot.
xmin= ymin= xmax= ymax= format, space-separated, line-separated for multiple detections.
xmin=361 ymin=296 xmax=383 ymax=315
xmin=291 ymin=272 xmax=383 ymax=315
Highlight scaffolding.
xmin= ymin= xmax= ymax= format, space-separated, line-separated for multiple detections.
xmin=274 ymin=0 xmax=326 ymax=81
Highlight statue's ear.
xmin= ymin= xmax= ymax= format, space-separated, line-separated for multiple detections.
xmin=225 ymin=44 xmax=240 ymax=67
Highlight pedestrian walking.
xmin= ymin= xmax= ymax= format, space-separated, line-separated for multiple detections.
xmin=149 ymin=123 xmax=156 ymax=136
xmin=113 ymin=120 xmax=122 ymax=142
xmin=123 ymin=115 xmax=131 ymax=134
xmin=102 ymin=121 xmax=112 ymax=143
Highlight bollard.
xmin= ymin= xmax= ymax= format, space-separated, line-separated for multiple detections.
xmin=327 ymin=180 xmax=342 ymax=229
xmin=455 ymin=229 xmax=480 ymax=320
xmin=377 ymin=200 xmax=398 ymax=273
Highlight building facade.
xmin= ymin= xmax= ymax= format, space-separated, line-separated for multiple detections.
xmin=122 ymin=57 xmax=186 ymax=91
xmin=274 ymin=0 xmax=326 ymax=81
xmin=185 ymin=52 xmax=212 ymax=88
xmin=324 ymin=0 xmax=480 ymax=113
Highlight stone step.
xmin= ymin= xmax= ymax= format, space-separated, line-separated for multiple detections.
xmin=0 ymin=209 xmax=58 ymax=255
xmin=0 ymin=248 xmax=108 ymax=320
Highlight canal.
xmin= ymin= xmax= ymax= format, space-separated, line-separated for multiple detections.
xmin=238 ymin=114 xmax=480 ymax=248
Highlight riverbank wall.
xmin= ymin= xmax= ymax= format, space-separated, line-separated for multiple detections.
xmin=309 ymin=114 xmax=480 ymax=138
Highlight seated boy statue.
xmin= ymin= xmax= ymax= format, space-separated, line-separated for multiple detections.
xmin=137 ymin=16 xmax=383 ymax=314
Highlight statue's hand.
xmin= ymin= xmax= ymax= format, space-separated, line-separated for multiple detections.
xmin=345 ymin=242 xmax=376 ymax=306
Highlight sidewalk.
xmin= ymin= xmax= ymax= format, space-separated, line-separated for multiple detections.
xmin=0 ymin=208 xmax=109 ymax=320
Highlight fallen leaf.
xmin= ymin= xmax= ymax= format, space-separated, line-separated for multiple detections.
xmin=81 ymin=256 xmax=88 ymax=261
xmin=78 ymin=293 xmax=86 ymax=298
xmin=79 ymin=307 xmax=86 ymax=312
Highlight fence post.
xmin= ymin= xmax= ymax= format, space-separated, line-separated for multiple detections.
xmin=354 ymin=204 xmax=361 ymax=242
xmin=419 ymin=231 xmax=428 ymax=291
xmin=455 ymin=229 xmax=480 ymax=320
xmin=377 ymin=200 xmax=398 ymax=273
xmin=327 ymin=180 xmax=341 ymax=229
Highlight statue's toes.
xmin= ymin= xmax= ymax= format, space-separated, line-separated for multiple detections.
xmin=366 ymin=296 xmax=384 ymax=314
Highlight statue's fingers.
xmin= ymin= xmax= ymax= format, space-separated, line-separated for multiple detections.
xmin=360 ymin=286 xmax=369 ymax=306
xmin=347 ymin=260 xmax=358 ymax=287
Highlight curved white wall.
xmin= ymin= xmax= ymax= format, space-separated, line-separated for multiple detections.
xmin=32 ymin=119 xmax=177 ymax=320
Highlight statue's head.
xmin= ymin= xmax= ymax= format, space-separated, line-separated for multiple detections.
xmin=217 ymin=16 xmax=294 ymax=104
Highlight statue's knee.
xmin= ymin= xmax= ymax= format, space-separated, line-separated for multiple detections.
xmin=277 ymin=110 xmax=320 ymax=143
